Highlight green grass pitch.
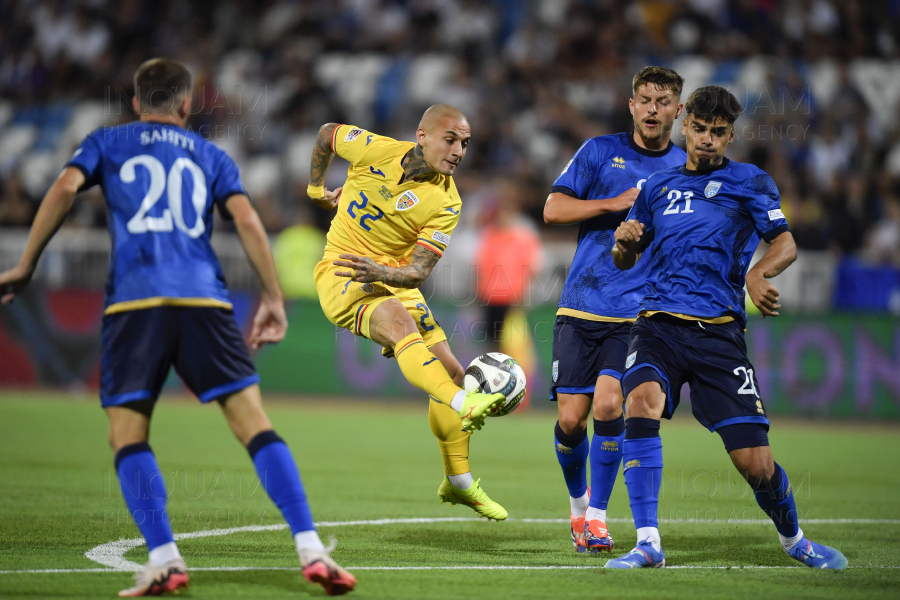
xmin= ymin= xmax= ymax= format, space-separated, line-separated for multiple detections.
xmin=1 ymin=392 xmax=899 ymax=599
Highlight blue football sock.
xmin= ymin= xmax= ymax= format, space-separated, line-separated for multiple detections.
xmin=623 ymin=418 xmax=663 ymax=530
xmin=554 ymin=421 xmax=589 ymax=499
xmin=752 ymin=462 xmax=800 ymax=538
xmin=589 ymin=416 xmax=625 ymax=511
xmin=115 ymin=443 xmax=175 ymax=551
xmin=248 ymin=431 xmax=316 ymax=535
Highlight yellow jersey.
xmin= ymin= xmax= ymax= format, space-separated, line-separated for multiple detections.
xmin=324 ymin=125 xmax=461 ymax=265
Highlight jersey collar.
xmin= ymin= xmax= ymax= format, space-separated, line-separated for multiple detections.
xmin=627 ymin=131 xmax=675 ymax=157
xmin=680 ymin=157 xmax=730 ymax=176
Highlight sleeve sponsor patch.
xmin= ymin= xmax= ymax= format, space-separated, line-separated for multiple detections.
xmin=432 ymin=231 xmax=451 ymax=245
xmin=344 ymin=128 xmax=364 ymax=142
xmin=768 ymin=209 xmax=785 ymax=221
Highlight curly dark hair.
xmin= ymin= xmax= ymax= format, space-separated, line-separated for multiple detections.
xmin=684 ymin=86 xmax=743 ymax=124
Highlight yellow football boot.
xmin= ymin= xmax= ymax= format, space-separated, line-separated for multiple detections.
xmin=457 ymin=391 xmax=506 ymax=432
xmin=438 ymin=476 xmax=508 ymax=521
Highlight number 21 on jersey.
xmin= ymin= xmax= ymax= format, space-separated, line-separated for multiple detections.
xmin=663 ymin=190 xmax=694 ymax=215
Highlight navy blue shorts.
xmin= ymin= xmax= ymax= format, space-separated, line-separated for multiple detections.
xmin=550 ymin=316 xmax=631 ymax=401
xmin=621 ymin=314 xmax=770 ymax=436
xmin=100 ymin=306 xmax=259 ymax=407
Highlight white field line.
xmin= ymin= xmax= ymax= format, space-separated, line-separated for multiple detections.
xmin=520 ymin=518 xmax=900 ymax=525
xmin=0 ymin=516 xmax=893 ymax=575
xmin=2 ymin=565 xmax=898 ymax=574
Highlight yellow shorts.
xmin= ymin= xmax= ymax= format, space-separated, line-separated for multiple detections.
xmin=314 ymin=253 xmax=447 ymax=354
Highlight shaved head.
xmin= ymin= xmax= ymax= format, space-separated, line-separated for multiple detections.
xmin=414 ymin=104 xmax=471 ymax=176
xmin=419 ymin=104 xmax=468 ymax=131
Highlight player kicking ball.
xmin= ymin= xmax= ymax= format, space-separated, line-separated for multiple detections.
xmin=544 ymin=66 xmax=686 ymax=553
xmin=0 ymin=59 xmax=355 ymax=595
xmin=607 ymin=85 xmax=846 ymax=569
xmin=307 ymin=106 xmax=508 ymax=521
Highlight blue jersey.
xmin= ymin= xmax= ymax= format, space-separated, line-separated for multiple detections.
xmin=627 ymin=158 xmax=790 ymax=325
xmin=67 ymin=122 xmax=247 ymax=314
xmin=552 ymin=132 xmax=686 ymax=320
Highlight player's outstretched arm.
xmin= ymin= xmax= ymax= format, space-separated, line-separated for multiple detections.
xmin=0 ymin=166 xmax=83 ymax=303
xmin=746 ymin=231 xmax=797 ymax=318
xmin=333 ymin=245 xmax=440 ymax=289
xmin=612 ymin=219 xmax=648 ymax=271
xmin=307 ymin=123 xmax=343 ymax=210
xmin=543 ymin=188 xmax=640 ymax=225
xmin=226 ymin=194 xmax=287 ymax=349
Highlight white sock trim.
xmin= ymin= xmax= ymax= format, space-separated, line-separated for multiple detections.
xmin=449 ymin=390 xmax=466 ymax=412
xmin=584 ymin=507 xmax=607 ymax=523
xmin=448 ymin=472 xmax=473 ymax=490
xmin=636 ymin=526 xmax=661 ymax=552
xmin=294 ymin=530 xmax=325 ymax=553
xmin=569 ymin=492 xmax=589 ymax=517
xmin=780 ymin=527 xmax=804 ymax=553
xmin=148 ymin=542 xmax=182 ymax=566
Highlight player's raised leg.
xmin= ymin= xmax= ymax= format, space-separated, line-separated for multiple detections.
xmin=367 ymin=298 xmax=504 ymax=432
xmin=605 ymin=380 xmax=666 ymax=569
xmin=584 ymin=374 xmax=623 ymax=553
xmin=108 ymin=405 xmax=189 ymax=596
xmin=220 ymin=384 xmax=357 ymax=594
xmin=554 ymin=392 xmax=592 ymax=552
xmin=726 ymin=439 xmax=847 ymax=569
xmin=429 ymin=341 xmax=507 ymax=520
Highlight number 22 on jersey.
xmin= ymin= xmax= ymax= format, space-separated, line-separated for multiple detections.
xmin=347 ymin=191 xmax=385 ymax=232
xmin=122 ymin=154 xmax=208 ymax=238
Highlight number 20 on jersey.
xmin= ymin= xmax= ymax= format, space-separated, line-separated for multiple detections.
xmin=121 ymin=154 xmax=209 ymax=238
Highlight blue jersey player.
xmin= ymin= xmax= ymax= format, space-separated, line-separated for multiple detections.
xmin=544 ymin=67 xmax=686 ymax=553
xmin=0 ymin=59 xmax=356 ymax=595
xmin=606 ymin=86 xmax=846 ymax=569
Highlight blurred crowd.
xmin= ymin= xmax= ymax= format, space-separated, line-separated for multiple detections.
xmin=1 ymin=0 xmax=900 ymax=267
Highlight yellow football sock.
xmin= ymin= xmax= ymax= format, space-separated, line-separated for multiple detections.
xmin=429 ymin=399 xmax=471 ymax=475
xmin=394 ymin=333 xmax=461 ymax=405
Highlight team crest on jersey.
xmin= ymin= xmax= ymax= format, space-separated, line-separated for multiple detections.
xmin=612 ymin=156 xmax=625 ymax=169
xmin=360 ymin=283 xmax=375 ymax=294
xmin=344 ymin=128 xmax=364 ymax=142
xmin=552 ymin=360 xmax=559 ymax=382
xmin=705 ymin=181 xmax=722 ymax=198
xmin=396 ymin=191 xmax=419 ymax=211
xmin=625 ymin=352 xmax=636 ymax=369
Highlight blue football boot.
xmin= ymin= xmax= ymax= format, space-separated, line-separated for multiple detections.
xmin=604 ymin=541 xmax=665 ymax=568
xmin=787 ymin=538 xmax=848 ymax=570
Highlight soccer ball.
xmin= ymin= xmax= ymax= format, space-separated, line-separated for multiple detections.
xmin=463 ymin=352 xmax=527 ymax=417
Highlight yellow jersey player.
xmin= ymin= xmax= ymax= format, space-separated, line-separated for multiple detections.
xmin=307 ymin=104 xmax=508 ymax=520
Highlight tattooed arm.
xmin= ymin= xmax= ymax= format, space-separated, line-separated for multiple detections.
xmin=308 ymin=123 xmax=343 ymax=210
xmin=333 ymin=245 xmax=440 ymax=289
